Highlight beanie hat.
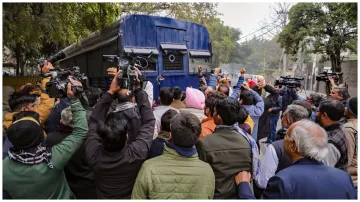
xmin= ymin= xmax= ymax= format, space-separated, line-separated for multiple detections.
xmin=347 ymin=97 xmax=357 ymax=118
xmin=6 ymin=117 xmax=44 ymax=150
xmin=248 ymin=80 xmax=256 ymax=87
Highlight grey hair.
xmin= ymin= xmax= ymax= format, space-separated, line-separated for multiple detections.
xmin=333 ymin=86 xmax=350 ymax=99
xmin=289 ymin=119 xmax=329 ymax=161
xmin=286 ymin=104 xmax=309 ymax=123
xmin=61 ymin=107 xmax=73 ymax=127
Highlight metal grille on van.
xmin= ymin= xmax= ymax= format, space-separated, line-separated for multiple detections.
xmin=162 ymin=52 xmax=183 ymax=71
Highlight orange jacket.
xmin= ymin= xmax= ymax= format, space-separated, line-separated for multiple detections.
xmin=200 ymin=117 xmax=216 ymax=138
xmin=200 ymin=115 xmax=255 ymax=139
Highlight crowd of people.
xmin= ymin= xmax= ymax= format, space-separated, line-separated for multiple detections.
xmin=2 ymin=61 xmax=358 ymax=199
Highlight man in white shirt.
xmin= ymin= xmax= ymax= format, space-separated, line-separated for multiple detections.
xmin=153 ymin=87 xmax=175 ymax=139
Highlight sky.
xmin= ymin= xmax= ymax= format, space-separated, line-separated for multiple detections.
xmin=217 ymin=2 xmax=295 ymax=43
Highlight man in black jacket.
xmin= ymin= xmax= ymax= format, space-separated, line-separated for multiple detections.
xmin=266 ymin=85 xmax=282 ymax=144
xmin=84 ymin=87 xmax=103 ymax=121
xmin=85 ymin=68 xmax=155 ymax=199
xmin=253 ymin=82 xmax=280 ymax=142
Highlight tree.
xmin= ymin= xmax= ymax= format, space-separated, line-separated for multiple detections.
xmin=4 ymin=2 xmax=238 ymax=74
xmin=3 ymin=3 xmax=120 ymax=76
xmin=277 ymin=3 xmax=357 ymax=72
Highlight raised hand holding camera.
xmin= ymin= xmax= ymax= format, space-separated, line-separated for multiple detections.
xmin=67 ymin=76 xmax=83 ymax=99
xmin=242 ymin=82 xmax=250 ymax=91
xmin=44 ymin=66 xmax=88 ymax=98
xmin=108 ymin=69 xmax=121 ymax=94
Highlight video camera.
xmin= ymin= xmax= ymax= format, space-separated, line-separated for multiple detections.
xmin=43 ymin=66 xmax=89 ymax=98
xmin=275 ymin=76 xmax=304 ymax=88
xmin=103 ymin=55 xmax=145 ymax=91
xmin=316 ymin=71 xmax=343 ymax=83
xmin=39 ymin=52 xmax=66 ymax=69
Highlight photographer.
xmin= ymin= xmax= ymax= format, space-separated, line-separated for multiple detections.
xmin=306 ymin=93 xmax=325 ymax=122
xmin=279 ymin=85 xmax=304 ymax=112
xmin=3 ymin=78 xmax=89 ymax=199
xmin=84 ymin=68 xmax=155 ymax=199
xmin=328 ymin=77 xmax=350 ymax=105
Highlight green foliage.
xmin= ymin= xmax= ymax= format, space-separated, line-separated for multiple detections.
xmin=4 ymin=2 xmax=240 ymax=74
xmin=3 ymin=3 xmax=120 ymax=75
xmin=277 ymin=3 xmax=357 ymax=72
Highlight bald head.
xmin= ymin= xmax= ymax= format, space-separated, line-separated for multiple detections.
xmin=257 ymin=76 xmax=264 ymax=82
xmin=286 ymin=119 xmax=328 ymax=161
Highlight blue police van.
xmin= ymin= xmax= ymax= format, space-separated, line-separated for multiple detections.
xmin=55 ymin=15 xmax=213 ymax=103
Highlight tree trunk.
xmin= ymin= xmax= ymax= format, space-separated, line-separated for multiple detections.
xmin=20 ymin=60 xmax=25 ymax=76
xmin=330 ymin=54 xmax=336 ymax=72
xmin=15 ymin=56 xmax=20 ymax=76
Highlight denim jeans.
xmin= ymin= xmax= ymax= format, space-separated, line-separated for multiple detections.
xmin=268 ymin=115 xmax=280 ymax=143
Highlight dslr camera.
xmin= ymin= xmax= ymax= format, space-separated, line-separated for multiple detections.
xmin=316 ymin=71 xmax=343 ymax=83
xmin=275 ymin=76 xmax=304 ymax=88
xmin=103 ymin=55 xmax=140 ymax=91
xmin=43 ymin=66 xmax=89 ymax=98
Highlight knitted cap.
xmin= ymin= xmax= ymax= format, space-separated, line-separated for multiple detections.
xmin=347 ymin=97 xmax=357 ymax=118
xmin=7 ymin=117 xmax=44 ymax=150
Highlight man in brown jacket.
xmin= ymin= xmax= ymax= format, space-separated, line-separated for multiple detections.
xmin=170 ymin=86 xmax=187 ymax=109
xmin=344 ymin=97 xmax=357 ymax=188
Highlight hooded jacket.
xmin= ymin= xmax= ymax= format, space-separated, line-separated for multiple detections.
xmin=85 ymin=89 xmax=155 ymax=199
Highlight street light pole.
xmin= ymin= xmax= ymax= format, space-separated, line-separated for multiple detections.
xmin=277 ymin=10 xmax=288 ymax=76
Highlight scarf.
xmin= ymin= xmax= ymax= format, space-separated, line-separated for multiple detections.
xmin=165 ymin=142 xmax=197 ymax=157
xmin=113 ymin=102 xmax=137 ymax=113
xmin=8 ymin=145 xmax=53 ymax=169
